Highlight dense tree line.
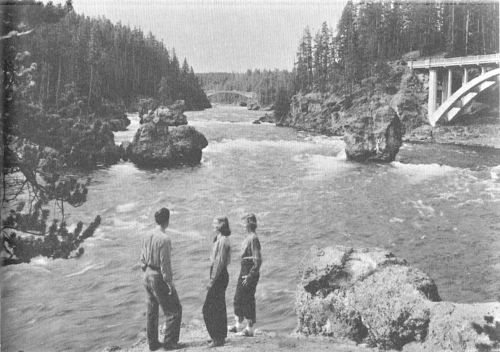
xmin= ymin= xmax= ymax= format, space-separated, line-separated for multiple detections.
xmin=1 ymin=0 xmax=208 ymax=264
xmin=1 ymin=0 xmax=105 ymax=264
xmin=198 ymin=70 xmax=294 ymax=106
xmin=295 ymin=0 xmax=499 ymax=94
xmin=12 ymin=2 xmax=210 ymax=112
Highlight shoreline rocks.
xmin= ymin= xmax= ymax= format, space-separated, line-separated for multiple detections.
xmin=278 ymin=63 xmax=499 ymax=151
xmin=126 ymin=101 xmax=208 ymax=167
xmin=296 ymin=245 xmax=500 ymax=351
xmin=109 ymin=245 xmax=499 ymax=352
xmin=253 ymin=113 xmax=276 ymax=124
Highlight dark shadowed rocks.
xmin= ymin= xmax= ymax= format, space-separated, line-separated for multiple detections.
xmin=252 ymin=113 xmax=276 ymax=124
xmin=247 ymin=100 xmax=261 ymax=110
xmin=127 ymin=101 xmax=207 ymax=167
xmin=343 ymin=106 xmax=405 ymax=162
xmin=296 ymin=245 xmax=500 ymax=351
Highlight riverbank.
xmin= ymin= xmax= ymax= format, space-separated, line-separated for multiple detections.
xmin=107 ymin=245 xmax=500 ymax=352
xmin=103 ymin=321 xmax=378 ymax=352
xmin=278 ymin=62 xmax=499 ymax=150
xmin=405 ymin=114 xmax=500 ymax=149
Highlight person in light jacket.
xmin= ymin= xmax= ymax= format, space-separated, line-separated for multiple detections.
xmin=140 ymin=208 xmax=182 ymax=351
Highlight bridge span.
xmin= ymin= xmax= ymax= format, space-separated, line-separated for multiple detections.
xmin=409 ymin=53 xmax=500 ymax=126
xmin=205 ymin=90 xmax=256 ymax=99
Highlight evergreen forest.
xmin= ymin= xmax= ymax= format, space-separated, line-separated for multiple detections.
xmin=1 ymin=0 xmax=209 ymax=264
xmin=294 ymin=0 xmax=499 ymax=94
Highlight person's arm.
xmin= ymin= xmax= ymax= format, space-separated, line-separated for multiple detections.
xmin=140 ymin=238 xmax=147 ymax=270
xmin=160 ymin=238 xmax=174 ymax=292
xmin=208 ymin=238 xmax=230 ymax=288
xmin=248 ymin=236 xmax=262 ymax=279
xmin=242 ymin=236 xmax=261 ymax=286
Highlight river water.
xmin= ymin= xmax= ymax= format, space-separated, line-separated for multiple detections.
xmin=3 ymin=105 xmax=500 ymax=352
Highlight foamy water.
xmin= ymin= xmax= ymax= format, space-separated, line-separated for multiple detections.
xmin=3 ymin=105 xmax=500 ymax=352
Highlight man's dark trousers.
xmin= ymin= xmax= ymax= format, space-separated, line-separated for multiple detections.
xmin=144 ymin=268 xmax=182 ymax=348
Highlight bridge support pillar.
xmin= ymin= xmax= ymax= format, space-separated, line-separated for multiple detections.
xmin=462 ymin=67 xmax=469 ymax=85
xmin=481 ymin=66 xmax=486 ymax=75
xmin=442 ymin=68 xmax=453 ymax=101
xmin=428 ymin=68 xmax=438 ymax=116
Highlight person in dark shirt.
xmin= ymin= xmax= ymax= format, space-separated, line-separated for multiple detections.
xmin=140 ymin=208 xmax=182 ymax=351
xmin=203 ymin=216 xmax=231 ymax=347
xmin=228 ymin=213 xmax=262 ymax=337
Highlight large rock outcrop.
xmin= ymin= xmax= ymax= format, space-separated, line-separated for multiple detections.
xmin=127 ymin=101 xmax=207 ymax=167
xmin=278 ymin=93 xmax=339 ymax=134
xmin=296 ymin=245 xmax=500 ymax=351
xmin=343 ymin=106 xmax=404 ymax=162
xmin=279 ymin=63 xmax=429 ymax=142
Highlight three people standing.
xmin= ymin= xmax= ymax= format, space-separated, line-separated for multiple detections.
xmin=140 ymin=210 xmax=262 ymax=351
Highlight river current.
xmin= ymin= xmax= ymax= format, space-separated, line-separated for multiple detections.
xmin=3 ymin=105 xmax=500 ymax=352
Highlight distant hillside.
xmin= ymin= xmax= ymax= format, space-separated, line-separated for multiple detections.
xmin=14 ymin=9 xmax=210 ymax=111
xmin=198 ymin=70 xmax=293 ymax=106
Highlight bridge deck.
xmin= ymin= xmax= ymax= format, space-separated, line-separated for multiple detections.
xmin=205 ymin=90 xmax=256 ymax=99
xmin=409 ymin=53 xmax=500 ymax=69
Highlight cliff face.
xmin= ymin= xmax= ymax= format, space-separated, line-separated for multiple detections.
xmin=279 ymin=63 xmax=427 ymax=138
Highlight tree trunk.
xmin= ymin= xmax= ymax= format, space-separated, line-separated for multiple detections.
xmin=481 ymin=15 xmax=486 ymax=54
xmin=46 ymin=64 xmax=51 ymax=106
xmin=465 ymin=9 xmax=470 ymax=55
xmin=56 ymin=58 xmax=62 ymax=109
xmin=451 ymin=3 xmax=455 ymax=54
xmin=88 ymin=65 xmax=93 ymax=114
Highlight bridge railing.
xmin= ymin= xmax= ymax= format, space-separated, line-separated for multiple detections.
xmin=409 ymin=53 xmax=500 ymax=69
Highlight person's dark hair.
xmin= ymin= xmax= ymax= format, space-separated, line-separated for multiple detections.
xmin=155 ymin=208 xmax=170 ymax=227
xmin=215 ymin=217 xmax=231 ymax=237
xmin=243 ymin=213 xmax=257 ymax=232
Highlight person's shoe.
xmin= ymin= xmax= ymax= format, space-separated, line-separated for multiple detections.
xmin=228 ymin=319 xmax=245 ymax=333
xmin=236 ymin=326 xmax=254 ymax=337
xmin=208 ymin=339 xmax=225 ymax=347
xmin=164 ymin=341 xmax=184 ymax=350
xmin=148 ymin=341 xmax=162 ymax=351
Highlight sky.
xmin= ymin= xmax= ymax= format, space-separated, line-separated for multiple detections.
xmin=69 ymin=0 xmax=347 ymax=73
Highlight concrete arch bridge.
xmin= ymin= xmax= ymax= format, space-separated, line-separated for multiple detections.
xmin=409 ymin=53 xmax=500 ymax=126
xmin=205 ymin=90 xmax=257 ymax=105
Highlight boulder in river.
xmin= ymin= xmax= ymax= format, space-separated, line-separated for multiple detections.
xmin=343 ymin=106 xmax=404 ymax=162
xmin=296 ymin=245 xmax=500 ymax=351
xmin=128 ymin=101 xmax=207 ymax=167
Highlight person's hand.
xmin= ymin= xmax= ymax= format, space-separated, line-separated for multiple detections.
xmin=166 ymin=283 xmax=174 ymax=295
xmin=242 ymin=275 xmax=249 ymax=286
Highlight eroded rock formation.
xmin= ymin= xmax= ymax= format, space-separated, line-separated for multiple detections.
xmin=127 ymin=101 xmax=208 ymax=167
xmin=296 ymin=245 xmax=500 ymax=351
xmin=343 ymin=106 xmax=404 ymax=162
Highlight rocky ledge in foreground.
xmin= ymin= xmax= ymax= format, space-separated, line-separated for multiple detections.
xmin=103 ymin=321 xmax=378 ymax=352
xmin=297 ymin=245 xmax=500 ymax=352
xmin=124 ymin=100 xmax=208 ymax=167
